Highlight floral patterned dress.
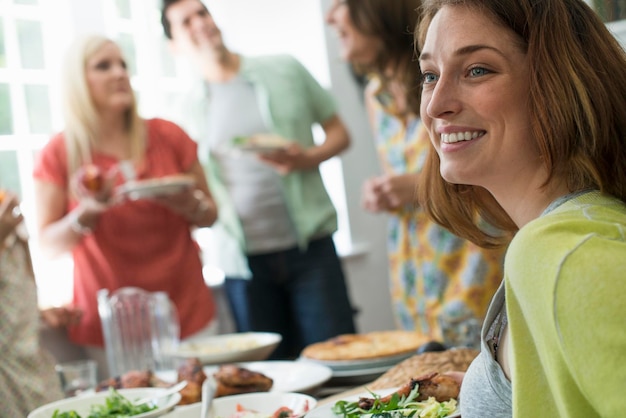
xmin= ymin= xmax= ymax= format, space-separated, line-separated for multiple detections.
xmin=371 ymin=82 xmax=506 ymax=348
xmin=0 ymin=233 xmax=64 ymax=415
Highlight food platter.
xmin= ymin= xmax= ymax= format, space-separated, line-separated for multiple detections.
xmin=156 ymin=360 xmax=332 ymax=395
xmin=28 ymin=388 xmax=181 ymax=418
xmin=169 ymin=332 xmax=282 ymax=365
xmin=306 ymin=387 xmax=461 ymax=418
xmin=115 ymin=175 xmax=195 ymax=200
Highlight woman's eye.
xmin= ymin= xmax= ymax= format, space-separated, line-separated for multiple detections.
xmin=95 ymin=61 xmax=110 ymax=71
xmin=469 ymin=67 xmax=490 ymax=77
xmin=421 ymin=72 xmax=438 ymax=84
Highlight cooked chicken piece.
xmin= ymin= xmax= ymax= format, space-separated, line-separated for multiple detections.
xmin=213 ymin=364 xmax=273 ymax=397
xmin=177 ymin=357 xmax=207 ymax=386
xmin=95 ymin=370 xmax=154 ymax=391
xmin=178 ymin=381 xmax=202 ymax=405
xmin=357 ymin=372 xmax=460 ymax=409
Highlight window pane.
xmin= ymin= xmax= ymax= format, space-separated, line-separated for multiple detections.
xmin=0 ymin=18 xmax=6 ymax=68
xmin=116 ymin=0 xmax=132 ymax=19
xmin=116 ymin=33 xmax=137 ymax=76
xmin=0 ymin=83 xmax=13 ymax=134
xmin=16 ymin=19 xmax=45 ymax=69
xmin=14 ymin=0 xmax=39 ymax=4
xmin=160 ymin=41 xmax=176 ymax=78
xmin=24 ymin=84 xmax=51 ymax=134
xmin=0 ymin=151 xmax=21 ymax=195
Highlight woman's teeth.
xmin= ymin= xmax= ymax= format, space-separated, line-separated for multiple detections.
xmin=441 ymin=131 xmax=484 ymax=144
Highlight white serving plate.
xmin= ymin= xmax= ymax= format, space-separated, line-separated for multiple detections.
xmin=171 ymin=332 xmax=282 ymax=365
xmin=163 ymin=392 xmax=317 ymax=418
xmin=156 ymin=360 xmax=332 ymax=395
xmin=298 ymin=351 xmax=415 ymax=372
xmin=115 ymin=175 xmax=195 ymax=200
xmin=28 ymin=388 xmax=181 ymax=418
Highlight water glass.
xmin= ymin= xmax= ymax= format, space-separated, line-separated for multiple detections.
xmin=55 ymin=359 xmax=97 ymax=397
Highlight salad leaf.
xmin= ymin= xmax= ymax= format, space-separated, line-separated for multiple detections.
xmin=331 ymin=385 xmax=457 ymax=418
xmin=51 ymin=387 xmax=158 ymax=418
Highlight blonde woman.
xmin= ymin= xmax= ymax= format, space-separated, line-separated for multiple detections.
xmin=33 ymin=35 xmax=218 ymax=378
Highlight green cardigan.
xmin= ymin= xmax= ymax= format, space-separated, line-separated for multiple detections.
xmin=505 ymin=191 xmax=626 ymax=417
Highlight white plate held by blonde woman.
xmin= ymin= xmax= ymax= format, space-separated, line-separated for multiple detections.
xmin=115 ymin=175 xmax=195 ymax=200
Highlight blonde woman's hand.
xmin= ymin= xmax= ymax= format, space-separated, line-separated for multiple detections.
xmin=68 ymin=165 xmax=118 ymax=233
xmin=72 ymin=164 xmax=117 ymax=204
xmin=152 ymin=187 xmax=218 ymax=227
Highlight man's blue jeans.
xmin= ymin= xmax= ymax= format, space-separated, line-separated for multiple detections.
xmin=242 ymin=235 xmax=357 ymax=359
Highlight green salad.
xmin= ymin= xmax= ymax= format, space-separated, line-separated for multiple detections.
xmin=332 ymin=384 xmax=457 ymax=418
xmin=51 ymin=387 xmax=157 ymax=418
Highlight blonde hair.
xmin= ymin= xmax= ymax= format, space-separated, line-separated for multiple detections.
xmin=61 ymin=34 xmax=145 ymax=176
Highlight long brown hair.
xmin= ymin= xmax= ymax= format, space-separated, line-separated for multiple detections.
xmin=346 ymin=0 xmax=422 ymax=115
xmin=416 ymin=0 xmax=626 ymax=247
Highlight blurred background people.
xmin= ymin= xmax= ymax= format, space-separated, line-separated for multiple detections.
xmin=0 ymin=188 xmax=81 ymax=415
xmin=161 ymin=0 xmax=356 ymax=358
xmin=417 ymin=0 xmax=626 ymax=416
xmin=326 ymin=0 xmax=507 ymax=349
xmin=32 ymin=34 xmax=219 ymax=379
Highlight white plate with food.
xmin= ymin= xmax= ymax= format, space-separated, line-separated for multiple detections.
xmin=157 ymin=360 xmax=332 ymax=395
xmin=170 ymin=332 xmax=282 ymax=365
xmin=230 ymin=133 xmax=290 ymax=153
xmin=306 ymin=387 xmax=460 ymax=418
xmin=164 ymin=392 xmax=317 ymax=418
xmin=115 ymin=175 xmax=195 ymax=200
xmin=28 ymin=387 xmax=181 ymax=418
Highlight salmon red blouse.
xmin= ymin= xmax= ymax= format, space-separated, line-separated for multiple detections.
xmin=33 ymin=118 xmax=216 ymax=347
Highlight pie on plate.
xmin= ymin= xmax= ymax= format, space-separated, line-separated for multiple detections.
xmin=300 ymin=330 xmax=430 ymax=362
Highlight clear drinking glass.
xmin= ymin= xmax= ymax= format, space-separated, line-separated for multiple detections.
xmin=55 ymin=359 xmax=97 ymax=397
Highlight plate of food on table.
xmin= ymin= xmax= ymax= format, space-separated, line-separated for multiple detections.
xmin=297 ymin=330 xmax=431 ymax=384
xmin=28 ymin=387 xmax=181 ymax=418
xmin=307 ymin=372 xmax=461 ymax=418
xmin=169 ymin=332 xmax=282 ymax=365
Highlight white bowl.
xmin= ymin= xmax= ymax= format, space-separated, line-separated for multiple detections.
xmin=167 ymin=392 xmax=317 ymax=418
xmin=172 ymin=332 xmax=282 ymax=365
xmin=28 ymin=388 xmax=181 ymax=418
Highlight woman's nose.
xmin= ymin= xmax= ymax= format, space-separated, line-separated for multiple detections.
xmin=424 ymin=77 xmax=462 ymax=119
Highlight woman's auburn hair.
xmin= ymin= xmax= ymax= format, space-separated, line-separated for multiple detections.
xmin=61 ymin=34 xmax=145 ymax=178
xmin=415 ymin=0 xmax=626 ymax=248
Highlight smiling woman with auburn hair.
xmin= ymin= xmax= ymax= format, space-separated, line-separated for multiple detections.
xmin=416 ymin=0 xmax=626 ymax=416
